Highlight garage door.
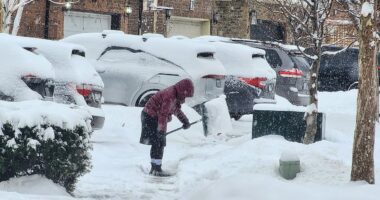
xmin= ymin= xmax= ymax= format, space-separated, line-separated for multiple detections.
xmin=167 ymin=16 xmax=210 ymax=38
xmin=64 ymin=11 xmax=111 ymax=37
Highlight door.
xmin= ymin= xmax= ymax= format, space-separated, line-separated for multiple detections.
xmin=167 ymin=16 xmax=210 ymax=38
xmin=64 ymin=11 xmax=112 ymax=37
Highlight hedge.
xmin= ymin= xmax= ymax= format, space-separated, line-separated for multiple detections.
xmin=0 ymin=123 xmax=92 ymax=193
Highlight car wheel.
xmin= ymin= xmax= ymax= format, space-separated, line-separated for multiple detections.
xmin=230 ymin=113 xmax=242 ymax=121
xmin=137 ymin=91 xmax=158 ymax=107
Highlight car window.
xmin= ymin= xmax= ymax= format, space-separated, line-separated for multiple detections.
xmin=100 ymin=48 xmax=178 ymax=69
xmin=263 ymin=49 xmax=282 ymax=68
xmin=290 ymin=55 xmax=310 ymax=72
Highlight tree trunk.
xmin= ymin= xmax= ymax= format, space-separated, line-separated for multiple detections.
xmin=351 ymin=0 xmax=377 ymax=184
xmin=303 ymin=48 xmax=321 ymax=144
xmin=0 ymin=0 xmax=3 ymax=33
xmin=11 ymin=2 xmax=25 ymax=35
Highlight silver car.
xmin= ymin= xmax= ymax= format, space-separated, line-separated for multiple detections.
xmin=63 ymin=31 xmax=226 ymax=107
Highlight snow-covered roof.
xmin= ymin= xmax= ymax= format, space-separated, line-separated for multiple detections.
xmin=4 ymin=34 xmax=104 ymax=87
xmin=0 ymin=35 xmax=55 ymax=101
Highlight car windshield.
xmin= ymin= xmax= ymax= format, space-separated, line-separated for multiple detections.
xmin=290 ymin=55 xmax=310 ymax=72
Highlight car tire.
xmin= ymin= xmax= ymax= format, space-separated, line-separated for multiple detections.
xmin=136 ymin=90 xmax=158 ymax=107
xmin=230 ymin=113 xmax=242 ymax=121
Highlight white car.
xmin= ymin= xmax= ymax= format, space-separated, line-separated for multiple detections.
xmin=5 ymin=35 xmax=105 ymax=130
xmin=193 ymin=36 xmax=277 ymax=120
xmin=63 ymin=31 xmax=226 ymax=107
xmin=0 ymin=35 xmax=55 ymax=102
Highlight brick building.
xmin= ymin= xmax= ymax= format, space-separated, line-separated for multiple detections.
xmin=15 ymin=0 xmax=252 ymax=40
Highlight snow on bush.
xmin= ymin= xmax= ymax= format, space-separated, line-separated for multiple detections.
xmin=0 ymin=100 xmax=92 ymax=193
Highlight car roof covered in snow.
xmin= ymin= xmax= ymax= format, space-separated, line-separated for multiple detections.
xmin=0 ymin=34 xmax=55 ymax=101
xmin=192 ymin=38 xmax=276 ymax=79
xmin=63 ymin=32 xmax=226 ymax=79
xmin=232 ymin=38 xmax=305 ymax=53
xmin=4 ymin=34 xmax=104 ymax=87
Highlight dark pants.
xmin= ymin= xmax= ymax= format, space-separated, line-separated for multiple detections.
xmin=140 ymin=111 xmax=165 ymax=160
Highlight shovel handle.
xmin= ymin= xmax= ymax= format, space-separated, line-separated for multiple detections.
xmin=166 ymin=119 xmax=203 ymax=135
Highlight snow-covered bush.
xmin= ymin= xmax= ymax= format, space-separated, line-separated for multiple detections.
xmin=0 ymin=100 xmax=92 ymax=193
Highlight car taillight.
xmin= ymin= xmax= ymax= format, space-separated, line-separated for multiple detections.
xmin=202 ymin=74 xmax=225 ymax=79
xmin=279 ymin=68 xmax=303 ymax=78
xmin=76 ymin=84 xmax=92 ymax=97
xmin=239 ymin=77 xmax=267 ymax=89
xmin=22 ymin=74 xmax=41 ymax=83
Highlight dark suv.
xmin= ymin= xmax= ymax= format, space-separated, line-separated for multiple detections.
xmin=233 ymin=40 xmax=311 ymax=106
xmin=306 ymin=46 xmax=380 ymax=91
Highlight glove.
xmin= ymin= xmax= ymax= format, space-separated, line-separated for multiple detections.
xmin=182 ymin=121 xmax=191 ymax=130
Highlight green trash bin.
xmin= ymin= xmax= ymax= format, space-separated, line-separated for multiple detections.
xmin=252 ymin=110 xmax=325 ymax=143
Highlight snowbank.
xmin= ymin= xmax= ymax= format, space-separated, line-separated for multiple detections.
xmin=0 ymin=175 xmax=70 ymax=197
xmin=204 ymin=96 xmax=232 ymax=135
xmin=0 ymin=100 xmax=92 ymax=130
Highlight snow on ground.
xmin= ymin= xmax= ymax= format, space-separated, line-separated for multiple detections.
xmin=1 ymin=90 xmax=380 ymax=200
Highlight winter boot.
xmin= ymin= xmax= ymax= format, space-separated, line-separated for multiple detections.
xmin=149 ymin=163 xmax=171 ymax=177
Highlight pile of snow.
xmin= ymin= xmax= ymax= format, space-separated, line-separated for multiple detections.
xmin=0 ymin=175 xmax=70 ymax=197
xmin=3 ymin=34 xmax=103 ymax=87
xmin=0 ymin=100 xmax=92 ymax=130
xmin=0 ymin=35 xmax=55 ymax=101
xmin=254 ymin=95 xmax=307 ymax=112
xmin=204 ymin=96 xmax=233 ymax=135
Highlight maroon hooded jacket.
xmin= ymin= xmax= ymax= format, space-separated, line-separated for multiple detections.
xmin=143 ymin=79 xmax=194 ymax=133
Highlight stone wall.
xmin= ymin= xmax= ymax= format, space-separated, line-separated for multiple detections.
xmin=213 ymin=0 xmax=250 ymax=39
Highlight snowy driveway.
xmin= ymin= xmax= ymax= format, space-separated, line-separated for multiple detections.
xmin=1 ymin=91 xmax=379 ymax=200
xmin=72 ymin=91 xmax=380 ymax=200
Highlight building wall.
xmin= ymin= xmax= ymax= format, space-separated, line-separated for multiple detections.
xmin=128 ymin=0 xmax=214 ymax=36
xmin=16 ymin=0 xmax=256 ymax=40
xmin=19 ymin=0 xmax=128 ymax=40
xmin=213 ymin=0 xmax=250 ymax=39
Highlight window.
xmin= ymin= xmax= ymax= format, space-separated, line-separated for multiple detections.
xmin=264 ymin=49 xmax=282 ymax=68
xmin=190 ymin=0 xmax=196 ymax=10
xmin=143 ymin=0 xmax=157 ymax=11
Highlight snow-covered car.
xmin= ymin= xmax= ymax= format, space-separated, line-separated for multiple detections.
xmin=233 ymin=39 xmax=311 ymax=106
xmin=63 ymin=31 xmax=226 ymax=107
xmin=0 ymin=35 xmax=55 ymax=102
xmin=5 ymin=35 xmax=105 ymax=130
xmin=193 ymin=36 xmax=277 ymax=120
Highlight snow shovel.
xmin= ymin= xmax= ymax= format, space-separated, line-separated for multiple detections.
xmin=166 ymin=119 xmax=203 ymax=135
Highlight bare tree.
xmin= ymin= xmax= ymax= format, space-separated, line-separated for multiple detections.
xmin=339 ymin=0 xmax=378 ymax=184
xmin=274 ymin=0 xmax=334 ymax=144
xmin=1 ymin=0 xmax=35 ymax=35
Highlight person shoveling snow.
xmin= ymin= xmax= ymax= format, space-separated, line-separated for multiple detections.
xmin=140 ymin=79 xmax=194 ymax=177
